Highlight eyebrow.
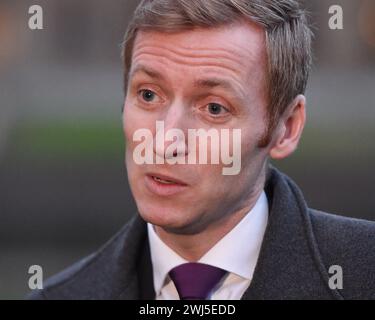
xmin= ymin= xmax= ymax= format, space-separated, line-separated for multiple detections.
xmin=129 ymin=65 xmax=245 ymax=101
xmin=129 ymin=65 xmax=164 ymax=81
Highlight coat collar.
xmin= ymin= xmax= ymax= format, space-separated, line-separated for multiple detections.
xmin=240 ymin=166 xmax=342 ymax=299
xmin=116 ymin=166 xmax=343 ymax=299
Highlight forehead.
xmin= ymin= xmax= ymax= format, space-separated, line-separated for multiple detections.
xmin=130 ymin=21 xmax=267 ymax=86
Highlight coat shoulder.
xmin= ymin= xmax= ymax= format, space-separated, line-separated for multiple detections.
xmin=26 ymin=220 xmax=137 ymax=300
xmin=309 ymin=209 xmax=375 ymax=299
xmin=310 ymin=209 xmax=375 ymax=243
xmin=26 ymin=252 xmax=97 ymax=300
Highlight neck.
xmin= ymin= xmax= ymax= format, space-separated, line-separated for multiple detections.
xmin=154 ymin=187 xmax=264 ymax=262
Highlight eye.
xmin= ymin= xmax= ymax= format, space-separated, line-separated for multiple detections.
xmin=138 ymin=89 xmax=158 ymax=103
xmin=207 ymin=103 xmax=229 ymax=116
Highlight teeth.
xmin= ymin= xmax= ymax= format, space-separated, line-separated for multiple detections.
xmin=153 ymin=176 xmax=176 ymax=184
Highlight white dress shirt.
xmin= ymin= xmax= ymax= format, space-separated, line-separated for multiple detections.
xmin=147 ymin=191 xmax=269 ymax=300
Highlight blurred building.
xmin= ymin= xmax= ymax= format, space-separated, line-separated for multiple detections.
xmin=0 ymin=0 xmax=374 ymax=299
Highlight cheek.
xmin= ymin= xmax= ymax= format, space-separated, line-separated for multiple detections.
xmin=122 ymin=102 xmax=136 ymax=146
xmin=240 ymin=122 xmax=264 ymax=154
xmin=123 ymin=101 xmax=156 ymax=150
xmin=196 ymin=164 xmax=228 ymax=199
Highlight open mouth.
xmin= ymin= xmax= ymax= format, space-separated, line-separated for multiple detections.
xmin=145 ymin=173 xmax=188 ymax=196
xmin=152 ymin=176 xmax=178 ymax=185
xmin=147 ymin=173 xmax=188 ymax=186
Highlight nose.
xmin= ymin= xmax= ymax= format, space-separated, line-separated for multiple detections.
xmin=154 ymin=100 xmax=189 ymax=161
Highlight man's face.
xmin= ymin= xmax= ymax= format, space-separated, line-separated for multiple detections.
xmin=123 ymin=21 xmax=271 ymax=234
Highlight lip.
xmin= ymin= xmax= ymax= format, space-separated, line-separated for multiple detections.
xmin=145 ymin=173 xmax=189 ymax=196
xmin=146 ymin=173 xmax=188 ymax=186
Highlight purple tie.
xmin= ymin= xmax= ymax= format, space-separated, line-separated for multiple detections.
xmin=168 ymin=263 xmax=227 ymax=300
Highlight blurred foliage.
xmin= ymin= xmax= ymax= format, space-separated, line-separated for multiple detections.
xmin=8 ymin=120 xmax=125 ymax=162
xmin=6 ymin=120 xmax=375 ymax=164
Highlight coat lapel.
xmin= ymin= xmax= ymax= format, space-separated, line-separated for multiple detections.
xmin=116 ymin=215 xmax=149 ymax=299
xmin=241 ymin=167 xmax=342 ymax=299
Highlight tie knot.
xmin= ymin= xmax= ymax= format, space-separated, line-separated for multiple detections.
xmin=168 ymin=262 xmax=227 ymax=300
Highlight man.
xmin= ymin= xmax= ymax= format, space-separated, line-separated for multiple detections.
xmin=29 ymin=0 xmax=375 ymax=300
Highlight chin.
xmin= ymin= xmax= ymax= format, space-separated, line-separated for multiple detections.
xmin=136 ymin=199 xmax=188 ymax=229
xmin=137 ymin=200 xmax=210 ymax=235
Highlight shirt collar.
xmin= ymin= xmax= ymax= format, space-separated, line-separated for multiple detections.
xmin=147 ymin=191 xmax=269 ymax=296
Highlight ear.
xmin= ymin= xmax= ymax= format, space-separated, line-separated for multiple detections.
xmin=269 ymin=95 xmax=306 ymax=160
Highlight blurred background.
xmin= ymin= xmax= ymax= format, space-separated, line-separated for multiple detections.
xmin=0 ymin=0 xmax=374 ymax=299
